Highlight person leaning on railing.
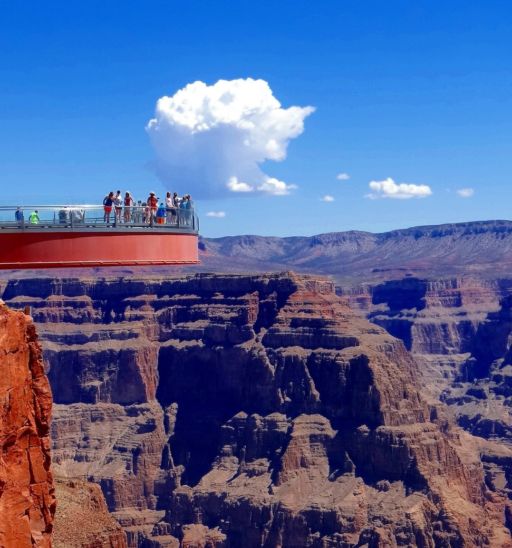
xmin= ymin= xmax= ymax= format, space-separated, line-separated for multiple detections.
xmin=103 ymin=192 xmax=115 ymax=222
xmin=29 ymin=210 xmax=39 ymax=224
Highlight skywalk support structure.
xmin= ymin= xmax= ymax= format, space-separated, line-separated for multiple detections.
xmin=0 ymin=205 xmax=199 ymax=268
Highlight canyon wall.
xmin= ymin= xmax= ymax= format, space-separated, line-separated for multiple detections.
xmin=2 ymin=274 xmax=510 ymax=546
xmin=341 ymin=276 xmax=512 ymax=518
xmin=0 ymin=301 xmax=55 ymax=547
xmin=0 ymin=299 xmax=129 ymax=548
xmin=340 ymin=276 xmax=512 ymax=430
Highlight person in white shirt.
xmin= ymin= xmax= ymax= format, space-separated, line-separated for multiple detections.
xmin=114 ymin=190 xmax=123 ymax=223
xmin=165 ymin=191 xmax=174 ymax=224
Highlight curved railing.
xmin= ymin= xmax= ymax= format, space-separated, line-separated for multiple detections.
xmin=0 ymin=205 xmax=199 ymax=233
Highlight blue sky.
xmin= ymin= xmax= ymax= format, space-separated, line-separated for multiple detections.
xmin=1 ymin=1 xmax=511 ymax=237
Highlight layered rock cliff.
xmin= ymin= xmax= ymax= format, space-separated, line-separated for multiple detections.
xmin=340 ymin=276 xmax=512 ymax=433
xmin=340 ymin=275 xmax=512 ymax=522
xmin=341 ymin=277 xmax=505 ymax=388
xmin=0 ymin=301 xmax=55 ymax=547
xmin=2 ymin=274 xmax=510 ymax=546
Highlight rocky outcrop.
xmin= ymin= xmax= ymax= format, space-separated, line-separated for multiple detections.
xmin=53 ymin=479 xmax=127 ymax=548
xmin=2 ymin=273 xmax=510 ymax=546
xmin=0 ymin=301 xmax=55 ymax=547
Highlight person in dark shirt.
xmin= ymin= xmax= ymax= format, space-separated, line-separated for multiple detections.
xmin=15 ymin=207 xmax=24 ymax=224
xmin=103 ymin=191 xmax=115 ymax=223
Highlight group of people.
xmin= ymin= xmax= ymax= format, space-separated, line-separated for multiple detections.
xmin=15 ymin=207 xmax=39 ymax=224
xmin=102 ymin=190 xmax=193 ymax=225
xmin=12 ymin=190 xmax=194 ymax=227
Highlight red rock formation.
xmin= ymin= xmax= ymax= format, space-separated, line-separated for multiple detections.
xmin=0 ymin=300 xmax=55 ymax=547
xmin=2 ymin=274 xmax=511 ymax=546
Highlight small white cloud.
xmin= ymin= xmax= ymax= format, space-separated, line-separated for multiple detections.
xmin=226 ymin=176 xmax=254 ymax=193
xmin=257 ymin=176 xmax=297 ymax=196
xmin=206 ymin=211 xmax=226 ymax=218
xmin=337 ymin=172 xmax=350 ymax=181
xmin=321 ymin=195 xmax=335 ymax=202
xmin=366 ymin=177 xmax=432 ymax=200
xmin=456 ymin=187 xmax=474 ymax=198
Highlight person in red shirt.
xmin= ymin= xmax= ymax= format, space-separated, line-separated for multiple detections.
xmin=147 ymin=192 xmax=158 ymax=223
xmin=124 ymin=191 xmax=134 ymax=223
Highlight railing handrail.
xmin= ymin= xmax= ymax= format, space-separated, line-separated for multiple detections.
xmin=0 ymin=204 xmax=195 ymax=210
xmin=0 ymin=204 xmax=199 ymax=233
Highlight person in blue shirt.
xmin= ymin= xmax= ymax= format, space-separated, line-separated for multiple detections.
xmin=103 ymin=192 xmax=115 ymax=223
xmin=156 ymin=203 xmax=166 ymax=224
xmin=15 ymin=207 xmax=24 ymax=224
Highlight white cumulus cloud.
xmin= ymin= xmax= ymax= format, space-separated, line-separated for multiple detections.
xmin=321 ymin=195 xmax=335 ymax=202
xmin=366 ymin=177 xmax=432 ymax=200
xmin=146 ymin=78 xmax=314 ymax=199
xmin=337 ymin=172 xmax=350 ymax=181
xmin=206 ymin=211 xmax=226 ymax=218
xmin=456 ymin=187 xmax=474 ymax=198
xmin=227 ymin=176 xmax=254 ymax=193
xmin=257 ymin=177 xmax=297 ymax=196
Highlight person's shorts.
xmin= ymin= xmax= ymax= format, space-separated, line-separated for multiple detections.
xmin=104 ymin=206 xmax=112 ymax=213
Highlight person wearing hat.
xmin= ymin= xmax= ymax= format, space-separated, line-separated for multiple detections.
xmin=147 ymin=191 xmax=158 ymax=224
